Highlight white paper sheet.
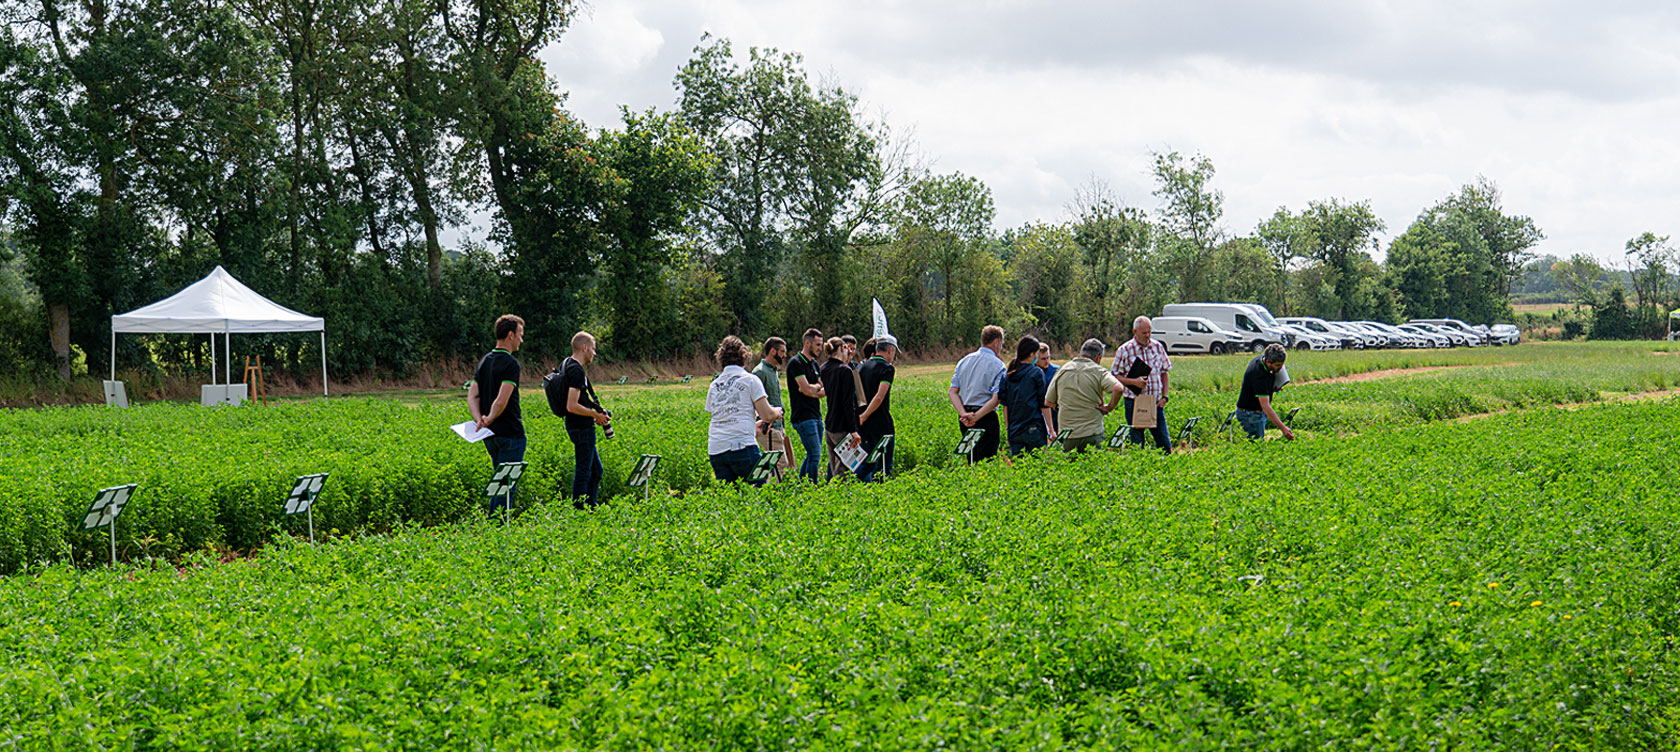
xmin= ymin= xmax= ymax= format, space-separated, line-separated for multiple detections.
xmin=837 ymin=440 xmax=868 ymax=472
xmin=451 ymin=421 xmax=494 ymax=443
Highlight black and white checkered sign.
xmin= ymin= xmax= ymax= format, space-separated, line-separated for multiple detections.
xmin=284 ymin=473 xmax=329 ymax=515
xmin=82 ymin=484 xmax=137 ymax=530
xmin=627 ymin=455 xmax=661 ymax=488
xmin=484 ymin=462 xmax=527 ymax=498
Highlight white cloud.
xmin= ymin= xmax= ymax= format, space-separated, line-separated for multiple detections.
xmin=528 ymin=0 xmax=1680 ymax=267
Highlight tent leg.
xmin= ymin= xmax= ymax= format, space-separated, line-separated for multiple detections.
xmin=211 ymin=333 xmax=216 ymax=386
xmin=224 ymin=330 xmax=231 ymax=388
xmin=110 ymin=330 xmax=115 ymax=381
xmin=321 ymin=332 xmax=328 ymax=398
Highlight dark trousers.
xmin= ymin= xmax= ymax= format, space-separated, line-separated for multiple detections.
xmin=1008 ymin=424 xmax=1048 ymax=456
xmin=567 ymin=425 xmax=604 ymax=509
xmin=710 ymin=445 xmax=766 ymax=487
xmin=1122 ymin=398 xmax=1173 ymax=454
xmin=961 ymin=408 xmax=1001 ymax=463
xmin=483 ymin=435 xmax=527 ymax=517
xmin=859 ymin=435 xmax=893 ymax=482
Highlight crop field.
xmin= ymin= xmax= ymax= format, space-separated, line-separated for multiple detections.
xmin=2 ymin=342 xmax=1678 ymax=574
xmin=1 ymin=341 xmax=1679 ymax=747
xmin=4 ymin=394 xmax=1680 ymax=746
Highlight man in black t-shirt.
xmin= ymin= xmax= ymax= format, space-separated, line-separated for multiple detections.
xmin=469 ymin=314 xmax=525 ymax=517
xmin=785 ymin=328 xmax=827 ymax=483
xmin=1235 ymin=344 xmax=1295 ymax=441
xmin=857 ymin=336 xmax=897 ymax=482
xmin=562 ymin=331 xmax=612 ymax=508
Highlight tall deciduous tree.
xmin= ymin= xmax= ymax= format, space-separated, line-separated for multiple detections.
xmin=1150 ymin=150 xmax=1222 ymax=301
xmin=596 ymin=108 xmax=712 ymax=355
xmin=1070 ymin=180 xmax=1153 ymax=339
xmin=894 ymin=172 xmax=996 ymax=343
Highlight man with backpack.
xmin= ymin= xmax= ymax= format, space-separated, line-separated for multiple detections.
xmin=549 ymin=331 xmax=611 ymax=509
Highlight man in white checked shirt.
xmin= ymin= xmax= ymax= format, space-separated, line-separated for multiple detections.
xmin=1111 ymin=315 xmax=1174 ymax=453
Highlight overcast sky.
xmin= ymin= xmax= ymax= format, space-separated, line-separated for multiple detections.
xmin=532 ymin=0 xmax=1680 ymax=266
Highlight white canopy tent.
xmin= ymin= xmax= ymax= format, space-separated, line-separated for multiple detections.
xmin=110 ymin=265 xmax=329 ymax=396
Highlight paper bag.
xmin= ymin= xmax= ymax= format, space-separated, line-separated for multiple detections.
xmin=1130 ymin=393 xmax=1158 ymax=429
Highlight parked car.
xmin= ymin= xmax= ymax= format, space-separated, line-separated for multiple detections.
xmin=1161 ymin=303 xmax=1289 ymax=352
xmin=1358 ymin=321 xmax=1426 ymax=348
xmin=1488 ymin=323 xmax=1521 ymax=345
xmin=1149 ymin=316 xmax=1250 ymax=354
xmin=1347 ymin=321 xmax=1403 ymax=348
xmin=1279 ymin=317 xmax=1362 ymax=350
xmin=1279 ymin=324 xmax=1340 ymax=350
xmin=1397 ymin=323 xmax=1451 ymax=348
xmin=1411 ymin=318 xmax=1486 ymax=346
xmin=1404 ymin=322 xmax=1462 ymax=347
xmin=1329 ymin=321 xmax=1384 ymax=349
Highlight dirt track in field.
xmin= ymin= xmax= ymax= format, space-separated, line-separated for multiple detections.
xmin=1310 ymin=363 xmax=1519 ymax=384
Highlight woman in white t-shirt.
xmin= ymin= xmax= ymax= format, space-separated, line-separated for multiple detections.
xmin=705 ymin=335 xmax=785 ymax=486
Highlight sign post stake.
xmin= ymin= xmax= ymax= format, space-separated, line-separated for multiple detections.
xmin=484 ymin=462 xmax=528 ymax=522
xmin=627 ymin=454 xmax=662 ymax=502
xmin=284 ymin=474 xmax=329 ymax=544
xmin=81 ymin=484 xmax=138 ymax=567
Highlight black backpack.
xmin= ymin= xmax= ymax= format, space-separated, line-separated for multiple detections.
xmin=543 ymin=357 xmax=600 ymax=418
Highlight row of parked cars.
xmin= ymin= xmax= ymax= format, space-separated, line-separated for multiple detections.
xmin=1149 ymin=303 xmax=1521 ymax=354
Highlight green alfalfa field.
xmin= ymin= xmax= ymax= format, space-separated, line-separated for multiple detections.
xmin=2 ymin=341 xmax=1679 ymax=748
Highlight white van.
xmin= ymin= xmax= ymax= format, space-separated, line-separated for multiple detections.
xmin=1149 ymin=316 xmax=1249 ymax=354
xmin=1160 ymin=303 xmax=1288 ymax=353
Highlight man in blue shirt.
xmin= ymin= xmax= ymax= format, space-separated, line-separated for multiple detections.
xmin=948 ymin=325 xmax=1007 ymax=463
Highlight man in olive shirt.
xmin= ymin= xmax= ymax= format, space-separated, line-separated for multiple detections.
xmin=1044 ymin=338 xmax=1124 ymax=452
xmin=752 ymin=337 xmax=794 ymax=478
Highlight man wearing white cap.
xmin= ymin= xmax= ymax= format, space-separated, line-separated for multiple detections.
xmin=857 ymin=334 xmax=898 ymax=481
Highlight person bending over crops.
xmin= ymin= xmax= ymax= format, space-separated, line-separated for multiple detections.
xmin=1000 ymin=336 xmax=1054 ymax=456
xmin=948 ymin=325 xmax=1008 ymax=463
xmin=1044 ymin=338 xmax=1124 ymax=453
xmin=1236 ymin=344 xmax=1296 ymax=441
xmin=819 ymin=337 xmax=864 ymax=480
xmin=469 ymin=314 xmax=525 ymax=518
xmin=705 ymin=336 xmax=785 ymax=486
xmin=857 ymin=336 xmax=898 ymax=481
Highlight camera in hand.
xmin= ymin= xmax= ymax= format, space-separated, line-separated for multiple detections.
xmin=601 ymin=409 xmax=614 ymax=440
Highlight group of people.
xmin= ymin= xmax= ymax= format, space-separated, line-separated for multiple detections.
xmin=466 ymin=313 xmax=1298 ymax=513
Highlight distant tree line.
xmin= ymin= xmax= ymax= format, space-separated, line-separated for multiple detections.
xmin=1 ymin=0 xmax=1670 ymax=382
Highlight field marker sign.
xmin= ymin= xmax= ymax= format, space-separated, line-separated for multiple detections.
xmin=627 ymin=454 xmax=661 ymax=500
xmin=284 ymin=473 xmax=329 ymax=544
xmin=81 ymin=484 xmax=137 ymax=566
xmin=749 ymin=450 xmax=784 ymax=484
xmin=955 ymin=428 xmax=984 ymax=457
xmin=485 ymin=461 xmax=527 ymax=522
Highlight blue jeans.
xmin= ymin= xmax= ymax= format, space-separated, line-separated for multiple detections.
xmin=567 ymin=425 xmax=604 ymax=508
xmin=1236 ymin=409 xmax=1267 ymax=440
xmin=1122 ymin=398 xmax=1173 ymax=454
xmin=710 ymin=445 xmax=766 ymax=487
xmin=793 ymin=419 xmax=824 ymax=483
xmin=1007 ymin=424 xmax=1048 ymax=456
xmin=483 ymin=435 xmax=527 ymax=517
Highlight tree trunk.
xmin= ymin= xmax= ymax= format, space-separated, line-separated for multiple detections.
xmin=49 ymin=303 xmax=72 ymax=381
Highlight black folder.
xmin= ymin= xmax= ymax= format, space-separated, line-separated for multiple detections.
xmin=1124 ymin=358 xmax=1151 ymax=395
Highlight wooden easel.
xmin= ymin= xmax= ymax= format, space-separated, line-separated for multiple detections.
xmin=243 ymin=356 xmax=268 ymax=406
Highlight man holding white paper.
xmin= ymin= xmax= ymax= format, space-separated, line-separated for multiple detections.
xmin=468 ymin=314 xmax=525 ymax=517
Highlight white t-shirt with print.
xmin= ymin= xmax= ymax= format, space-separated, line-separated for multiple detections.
xmin=706 ymin=365 xmax=769 ymax=455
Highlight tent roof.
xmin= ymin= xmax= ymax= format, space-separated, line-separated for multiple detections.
xmin=112 ymin=266 xmax=323 ymax=334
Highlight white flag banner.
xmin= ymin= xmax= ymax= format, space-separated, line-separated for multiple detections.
xmin=872 ymin=298 xmax=891 ymax=340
